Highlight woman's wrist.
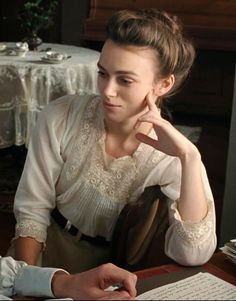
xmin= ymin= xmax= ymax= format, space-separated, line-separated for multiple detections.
xmin=179 ymin=144 xmax=201 ymax=163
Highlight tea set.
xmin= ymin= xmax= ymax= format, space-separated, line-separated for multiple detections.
xmin=0 ymin=42 xmax=71 ymax=63
xmin=0 ymin=42 xmax=29 ymax=57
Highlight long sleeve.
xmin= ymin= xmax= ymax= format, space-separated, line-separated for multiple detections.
xmin=156 ymin=156 xmax=217 ymax=266
xmin=0 ymin=256 xmax=67 ymax=298
xmin=13 ymin=96 xmax=75 ymax=244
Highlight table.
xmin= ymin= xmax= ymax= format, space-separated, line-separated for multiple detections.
xmin=135 ymin=252 xmax=236 ymax=296
xmin=0 ymin=43 xmax=100 ymax=148
xmin=12 ymin=252 xmax=235 ymax=300
xmin=208 ymin=251 xmax=236 ymax=279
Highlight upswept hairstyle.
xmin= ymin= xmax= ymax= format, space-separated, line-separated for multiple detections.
xmin=106 ymin=8 xmax=195 ymax=100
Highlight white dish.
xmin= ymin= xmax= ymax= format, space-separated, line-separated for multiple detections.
xmin=41 ymin=57 xmax=65 ymax=64
xmin=14 ymin=50 xmax=28 ymax=57
xmin=41 ymin=56 xmax=71 ymax=64
xmin=5 ymin=49 xmax=28 ymax=57
xmin=10 ymin=50 xmax=28 ymax=57
xmin=0 ymin=44 xmax=7 ymax=51
xmin=0 ymin=44 xmax=7 ymax=55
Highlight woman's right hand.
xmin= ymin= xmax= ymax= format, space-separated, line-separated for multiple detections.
xmin=135 ymin=91 xmax=199 ymax=161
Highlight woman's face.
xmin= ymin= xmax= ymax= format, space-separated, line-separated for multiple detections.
xmin=97 ymin=39 xmax=159 ymax=124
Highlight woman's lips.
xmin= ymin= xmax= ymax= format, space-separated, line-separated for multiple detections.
xmin=104 ymin=101 xmax=121 ymax=108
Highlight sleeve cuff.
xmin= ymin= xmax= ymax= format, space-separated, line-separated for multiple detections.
xmin=14 ymin=265 xmax=68 ymax=297
xmin=170 ymin=200 xmax=215 ymax=245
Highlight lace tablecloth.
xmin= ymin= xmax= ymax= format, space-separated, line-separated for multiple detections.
xmin=0 ymin=43 xmax=100 ymax=148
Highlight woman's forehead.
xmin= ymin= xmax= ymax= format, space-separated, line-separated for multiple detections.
xmin=99 ymin=39 xmax=157 ymax=72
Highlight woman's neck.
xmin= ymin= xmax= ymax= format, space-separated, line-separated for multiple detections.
xmin=105 ymin=119 xmax=134 ymax=137
xmin=104 ymin=118 xmax=153 ymax=158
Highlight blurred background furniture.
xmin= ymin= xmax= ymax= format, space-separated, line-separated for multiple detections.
xmin=81 ymin=0 xmax=236 ymax=51
xmin=0 ymin=42 xmax=99 ymax=148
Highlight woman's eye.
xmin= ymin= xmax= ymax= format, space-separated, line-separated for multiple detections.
xmin=97 ymin=70 xmax=107 ymax=78
xmin=119 ymin=78 xmax=133 ymax=85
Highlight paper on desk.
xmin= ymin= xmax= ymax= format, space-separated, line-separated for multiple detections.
xmin=136 ymin=272 xmax=236 ymax=300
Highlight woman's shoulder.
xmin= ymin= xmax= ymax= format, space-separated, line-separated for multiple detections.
xmin=44 ymin=94 xmax=97 ymax=111
xmin=40 ymin=94 xmax=99 ymax=121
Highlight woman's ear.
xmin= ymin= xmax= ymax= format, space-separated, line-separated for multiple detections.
xmin=154 ymin=74 xmax=175 ymax=97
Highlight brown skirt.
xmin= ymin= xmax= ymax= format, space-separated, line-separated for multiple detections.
xmin=42 ymin=220 xmax=111 ymax=273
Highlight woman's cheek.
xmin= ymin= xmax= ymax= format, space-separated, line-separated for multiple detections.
xmin=97 ymin=78 xmax=103 ymax=93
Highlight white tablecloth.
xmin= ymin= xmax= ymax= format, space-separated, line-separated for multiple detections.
xmin=0 ymin=43 xmax=100 ymax=148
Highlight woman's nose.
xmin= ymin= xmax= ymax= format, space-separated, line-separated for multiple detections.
xmin=103 ymin=79 xmax=117 ymax=97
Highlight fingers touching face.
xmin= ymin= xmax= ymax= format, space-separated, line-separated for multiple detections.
xmin=134 ymin=91 xmax=160 ymax=130
xmin=144 ymin=90 xmax=160 ymax=113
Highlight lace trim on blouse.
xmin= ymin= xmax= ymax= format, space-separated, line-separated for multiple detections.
xmin=64 ymin=95 xmax=164 ymax=202
xmin=15 ymin=220 xmax=47 ymax=244
xmin=170 ymin=200 xmax=214 ymax=246
xmin=65 ymin=96 xmax=100 ymax=181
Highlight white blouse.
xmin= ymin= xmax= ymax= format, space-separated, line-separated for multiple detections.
xmin=0 ymin=256 xmax=64 ymax=299
xmin=13 ymin=94 xmax=217 ymax=266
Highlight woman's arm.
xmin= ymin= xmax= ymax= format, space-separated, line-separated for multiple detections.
xmin=14 ymin=237 xmax=42 ymax=265
xmin=178 ymin=148 xmax=208 ymax=222
xmin=13 ymin=97 xmax=72 ymax=263
xmin=136 ymin=92 xmax=208 ymax=222
xmin=135 ymin=92 xmax=216 ymax=265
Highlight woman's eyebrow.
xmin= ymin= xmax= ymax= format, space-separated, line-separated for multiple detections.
xmin=97 ymin=62 xmax=138 ymax=76
xmin=97 ymin=62 xmax=105 ymax=70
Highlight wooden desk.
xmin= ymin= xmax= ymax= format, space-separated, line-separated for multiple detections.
xmin=209 ymin=251 xmax=236 ymax=279
xmin=135 ymin=252 xmax=236 ymax=295
xmin=12 ymin=252 xmax=235 ymax=299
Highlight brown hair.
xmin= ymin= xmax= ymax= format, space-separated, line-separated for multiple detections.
xmin=106 ymin=8 xmax=195 ymax=100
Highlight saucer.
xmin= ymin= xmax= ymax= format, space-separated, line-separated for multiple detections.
xmin=6 ymin=48 xmax=28 ymax=57
xmin=14 ymin=49 xmax=28 ymax=57
xmin=41 ymin=57 xmax=65 ymax=64
xmin=45 ymin=51 xmax=64 ymax=60
xmin=41 ymin=55 xmax=71 ymax=64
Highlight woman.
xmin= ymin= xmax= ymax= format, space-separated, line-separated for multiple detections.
xmin=10 ymin=8 xmax=216 ymax=273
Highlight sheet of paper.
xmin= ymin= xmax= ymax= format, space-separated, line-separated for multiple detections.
xmin=136 ymin=272 xmax=236 ymax=300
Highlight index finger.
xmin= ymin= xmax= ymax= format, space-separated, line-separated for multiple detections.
xmin=102 ymin=264 xmax=137 ymax=297
xmin=122 ymin=273 xmax=137 ymax=297
xmin=146 ymin=91 xmax=160 ymax=114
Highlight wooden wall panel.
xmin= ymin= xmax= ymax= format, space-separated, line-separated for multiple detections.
xmin=82 ymin=0 xmax=236 ymax=50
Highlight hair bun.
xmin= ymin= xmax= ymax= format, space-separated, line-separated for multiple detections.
xmin=162 ymin=11 xmax=183 ymax=36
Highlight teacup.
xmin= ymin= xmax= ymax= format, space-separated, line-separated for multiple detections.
xmin=0 ymin=44 xmax=7 ymax=52
xmin=16 ymin=42 xmax=29 ymax=51
xmin=46 ymin=51 xmax=64 ymax=61
xmin=15 ymin=49 xmax=28 ymax=57
xmin=0 ymin=44 xmax=7 ymax=55
xmin=13 ymin=42 xmax=29 ymax=57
